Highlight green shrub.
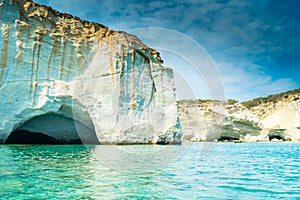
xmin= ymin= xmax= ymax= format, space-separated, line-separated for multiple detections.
xmin=242 ymin=88 xmax=300 ymax=109
xmin=227 ymin=99 xmax=239 ymax=104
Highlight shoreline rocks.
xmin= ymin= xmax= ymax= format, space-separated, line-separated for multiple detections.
xmin=178 ymin=92 xmax=300 ymax=142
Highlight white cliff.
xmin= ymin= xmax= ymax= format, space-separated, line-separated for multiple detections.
xmin=252 ymin=94 xmax=300 ymax=141
xmin=0 ymin=0 xmax=182 ymax=144
xmin=178 ymin=100 xmax=261 ymax=142
xmin=179 ymin=91 xmax=300 ymax=142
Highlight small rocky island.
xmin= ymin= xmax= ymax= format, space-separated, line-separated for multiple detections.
xmin=0 ymin=0 xmax=182 ymax=144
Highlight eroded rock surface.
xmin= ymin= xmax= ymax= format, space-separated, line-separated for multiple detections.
xmin=0 ymin=0 xmax=182 ymax=144
xmin=178 ymin=101 xmax=261 ymax=142
xmin=178 ymin=92 xmax=300 ymax=142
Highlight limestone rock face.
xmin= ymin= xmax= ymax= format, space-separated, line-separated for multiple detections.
xmin=220 ymin=103 xmax=261 ymax=141
xmin=178 ymin=101 xmax=261 ymax=141
xmin=178 ymin=93 xmax=300 ymax=142
xmin=0 ymin=0 xmax=182 ymax=144
xmin=257 ymin=96 xmax=300 ymax=141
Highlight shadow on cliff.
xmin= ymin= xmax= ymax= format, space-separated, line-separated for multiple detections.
xmin=5 ymin=130 xmax=82 ymax=144
xmin=4 ymin=113 xmax=99 ymax=145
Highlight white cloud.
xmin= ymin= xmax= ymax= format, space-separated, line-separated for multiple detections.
xmin=128 ymin=28 xmax=297 ymax=101
xmin=217 ymin=61 xmax=297 ymax=101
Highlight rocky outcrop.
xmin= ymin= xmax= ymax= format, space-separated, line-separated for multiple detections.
xmin=178 ymin=92 xmax=300 ymax=142
xmin=0 ymin=0 xmax=182 ymax=144
xmin=178 ymin=101 xmax=262 ymax=142
xmin=255 ymin=95 xmax=300 ymax=141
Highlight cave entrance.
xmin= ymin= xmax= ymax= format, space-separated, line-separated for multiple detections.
xmin=268 ymin=129 xmax=286 ymax=142
xmin=6 ymin=130 xmax=65 ymax=144
xmin=5 ymin=113 xmax=99 ymax=144
xmin=218 ymin=136 xmax=239 ymax=142
xmin=268 ymin=135 xmax=285 ymax=141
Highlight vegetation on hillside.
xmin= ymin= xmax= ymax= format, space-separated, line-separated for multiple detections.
xmin=177 ymin=88 xmax=300 ymax=109
xmin=177 ymin=99 xmax=239 ymax=105
xmin=227 ymin=99 xmax=239 ymax=104
xmin=242 ymin=88 xmax=300 ymax=109
xmin=177 ymin=99 xmax=218 ymax=105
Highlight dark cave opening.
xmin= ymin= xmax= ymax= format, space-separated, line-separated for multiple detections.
xmin=5 ymin=130 xmax=82 ymax=144
xmin=5 ymin=113 xmax=99 ymax=144
xmin=218 ymin=136 xmax=240 ymax=142
xmin=268 ymin=135 xmax=285 ymax=141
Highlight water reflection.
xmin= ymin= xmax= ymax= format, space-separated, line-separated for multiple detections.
xmin=90 ymin=144 xmax=191 ymax=172
xmin=0 ymin=143 xmax=299 ymax=199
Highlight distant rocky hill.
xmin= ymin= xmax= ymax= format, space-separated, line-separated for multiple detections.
xmin=178 ymin=88 xmax=300 ymax=142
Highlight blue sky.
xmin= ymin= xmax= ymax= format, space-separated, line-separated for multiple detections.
xmin=34 ymin=0 xmax=300 ymax=101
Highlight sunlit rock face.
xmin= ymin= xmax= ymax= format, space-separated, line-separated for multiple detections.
xmin=178 ymin=94 xmax=300 ymax=142
xmin=258 ymin=96 xmax=300 ymax=141
xmin=0 ymin=0 xmax=182 ymax=144
xmin=178 ymin=101 xmax=261 ymax=142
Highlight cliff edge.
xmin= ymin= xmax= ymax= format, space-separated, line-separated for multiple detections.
xmin=179 ymin=89 xmax=300 ymax=142
xmin=0 ymin=0 xmax=182 ymax=144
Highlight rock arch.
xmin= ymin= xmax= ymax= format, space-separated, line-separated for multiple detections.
xmin=268 ymin=129 xmax=286 ymax=141
xmin=4 ymin=98 xmax=99 ymax=144
xmin=0 ymin=0 xmax=182 ymax=144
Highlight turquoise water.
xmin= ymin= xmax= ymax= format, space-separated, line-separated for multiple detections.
xmin=0 ymin=143 xmax=299 ymax=199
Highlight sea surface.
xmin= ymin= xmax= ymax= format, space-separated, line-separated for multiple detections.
xmin=0 ymin=142 xmax=299 ymax=199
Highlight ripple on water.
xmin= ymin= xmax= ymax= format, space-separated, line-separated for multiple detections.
xmin=0 ymin=143 xmax=299 ymax=199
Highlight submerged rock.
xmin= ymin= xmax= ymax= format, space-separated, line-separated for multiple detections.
xmin=0 ymin=0 xmax=182 ymax=144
